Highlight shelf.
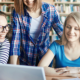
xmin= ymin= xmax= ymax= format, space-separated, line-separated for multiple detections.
xmin=0 ymin=1 xmax=14 ymax=4
xmin=8 ymin=22 xmax=11 ymax=24
xmin=59 ymin=13 xmax=69 ymax=16
xmin=3 ymin=12 xmax=11 ymax=15
xmin=53 ymin=2 xmax=80 ymax=4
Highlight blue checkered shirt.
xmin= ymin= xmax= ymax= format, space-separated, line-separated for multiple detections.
xmin=10 ymin=2 xmax=63 ymax=66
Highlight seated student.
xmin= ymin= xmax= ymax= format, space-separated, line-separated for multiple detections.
xmin=38 ymin=12 xmax=80 ymax=77
xmin=0 ymin=11 xmax=10 ymax=64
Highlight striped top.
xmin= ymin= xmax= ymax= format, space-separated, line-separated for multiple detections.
xmin=0 ymin=38 xmax=10 ymax=64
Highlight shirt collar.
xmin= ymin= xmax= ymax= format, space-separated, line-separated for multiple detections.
xmin=24 ymin=2 xmax=49 ymax=19
xmin=41 ymin=2 xmax=48 ymax=19
xmin=24 ymin=9 xmax=29 ymax=16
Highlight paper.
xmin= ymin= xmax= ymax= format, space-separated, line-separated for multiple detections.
xmin=62 ymin=78 xmax=80 ymax=80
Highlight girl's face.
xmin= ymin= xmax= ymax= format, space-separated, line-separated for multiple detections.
xmin=0 ymin=16 xmax=8 ymax=40
xmin=65 ymin=17 xmax=80 ymax=43
xmin=0 ymin=26 xmax=9 ymax=39
xmin=23 ymin=0 xmax=34 ymax=9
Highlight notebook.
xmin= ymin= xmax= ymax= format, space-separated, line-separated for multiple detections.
xmin=0 ymin=64 xmax=46 ymax=80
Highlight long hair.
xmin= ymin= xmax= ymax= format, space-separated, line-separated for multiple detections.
xmin=14 ymin=0 xmax=42 ymax=15
xmin=56 ymin=12 xmax=80 ymax=45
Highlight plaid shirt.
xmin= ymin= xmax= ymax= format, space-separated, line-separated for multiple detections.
xmin=10 ymin=2 xmax=63 ymax=66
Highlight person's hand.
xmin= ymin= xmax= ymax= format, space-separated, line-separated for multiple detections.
xmin=52 ymin=78 xmax=61 ymax=80
xmin=55 ymin=67 xmax=71 ymax=77
xmin=65 ymin=67 xmax=79 ymax=73
xmin=55 ymin=67 xmax=79 ymax=74
xmin=55 ymin=67 xmax=79 ymax=77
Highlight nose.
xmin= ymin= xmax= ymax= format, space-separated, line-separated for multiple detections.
xmin=70 ymin=28 xmax=74 ymax=34
xmin=0 ymin=28 xmax=2 ymax=33
xmin=28 ymin=0 xmax=34 ymax=1
xmin=28 ymin=0 xmax=34 ymax=4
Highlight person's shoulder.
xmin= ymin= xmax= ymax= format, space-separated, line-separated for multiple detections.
xmin=56 ymin=40 xmax=62 ymax=45
xmin=51 ymin=41 xmax=57 ymax=45
xmin=52 ymin=40 xmax=59 ymax=45
xmin=3 ymin=38 xmax=10 ymax=45
xmin=51 ymin=40 xmax=62 ymax=47
xmin=12 ymin=9 xmax=19 ymax=17
xmin=12 ymin=9 xmax=16 ymax=13
xmin=12 ymin=9 xmax=16 ymax=14
xmin=42 ymin=2 xmax=55 ymax=10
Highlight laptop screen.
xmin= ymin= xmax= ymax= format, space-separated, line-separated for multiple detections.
xmin=0 ymin=64 xmax=46 ymax=80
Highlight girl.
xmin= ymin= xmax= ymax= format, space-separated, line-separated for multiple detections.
xmin=10 ymin=0 xmax=63 ymax=66
xmin=38 ymin=12 xmax=80 ymax=77
xmin=0 ymin=11 xmax=10 ymax=64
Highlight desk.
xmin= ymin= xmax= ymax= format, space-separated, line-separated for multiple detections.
xmin=46 ymin=76 xmax=80 ymax=80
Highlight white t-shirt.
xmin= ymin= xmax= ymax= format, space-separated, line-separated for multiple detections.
xmin=30 ymin=15 xmax=43 ymax=42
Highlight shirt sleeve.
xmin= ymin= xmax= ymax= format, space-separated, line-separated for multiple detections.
xmin=51 ymin=6 xmax=63 ymax=38
xmin=0 ymin=39 xmax=10 ymax=64
xmin=49 ymin=41 xmax=57 ymax=56
xmin=10 ymin=9 xmax=21 ymax=56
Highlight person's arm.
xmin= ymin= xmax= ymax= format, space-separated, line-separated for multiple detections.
xmin=10 ymin=55 xmax=18 ymax=64
xmin=38 ymin=49 xmax=54 ymax=67
xmin=55 ymin=67 xmax=80 ymax=74
xmin=54 ymin=67 xmax=80 ymax=77
xmin=0 ymin=39 xmax=10 ymax=64
xmin=66 ymin=67 xmax=80 ymax=74
xmin=38 ymin=49 xmax=69 ymax=76
xmin=51 ymin=6 xmax=63 ymax=38
xmin=38 ymin=49 xmax=80 ymax=77
xmin=38 ymin=49 xmax=59 ymax=76
xmin=78 ymin=67 xmax=80 ymax=74
xmin=9 ymin=9 xmax=21 ymax=65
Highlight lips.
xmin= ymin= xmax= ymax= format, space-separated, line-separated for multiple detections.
xmin=28 ymin=2 xmax=33 ymax=5
xmin=0 ymin=36 xmax=5 ymax=39
xmin=0 ymin=34 xmax=5 ymax=38
xmin=67 ymin=35 xmax=75 ymax=38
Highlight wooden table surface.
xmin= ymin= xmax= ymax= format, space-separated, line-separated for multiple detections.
xmin=46 ymin=76 xmax=80 ymax=80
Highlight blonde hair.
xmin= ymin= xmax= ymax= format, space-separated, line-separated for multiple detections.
xmin=56 ymin=12 xmax=80 ymax=45
xmin=14 ymin=0 xmax=42 ymax=15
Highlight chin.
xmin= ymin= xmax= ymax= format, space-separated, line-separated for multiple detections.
xmin=67 ymin=40 xmax=77 ymax=42
xmin=0 ymin=37 xmax=5 ymax=39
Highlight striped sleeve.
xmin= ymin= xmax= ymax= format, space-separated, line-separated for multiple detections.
xmin=0 ymin=38 xmax=10 ymax=64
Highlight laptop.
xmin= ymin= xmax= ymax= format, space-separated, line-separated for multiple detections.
xmin=0 ymin=64 xmax=46 ymax=80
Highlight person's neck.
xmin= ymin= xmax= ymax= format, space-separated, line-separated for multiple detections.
xmin=0 ymin=38 xmax=5 ymax=42
xmin=27 ymin=8 xmax=41 ymax=18
xmin=66 ymin=41 xmax=80 ymax=49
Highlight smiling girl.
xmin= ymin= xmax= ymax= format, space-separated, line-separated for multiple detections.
xmin=0 ymin=11 xmax=10 ymax=64
xmin=38 ymin=12 xmax=80 ymax=77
